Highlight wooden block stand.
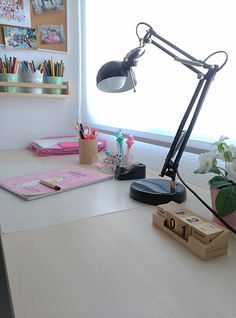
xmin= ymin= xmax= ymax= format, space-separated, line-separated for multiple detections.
xmin=153 ymin=201 xmax=229 ymax=260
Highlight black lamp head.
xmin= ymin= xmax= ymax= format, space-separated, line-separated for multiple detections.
xmin=96 ymin=47 xmax=145 ymax=93
xmin=96 ymin=60 xmax=137 ymax=93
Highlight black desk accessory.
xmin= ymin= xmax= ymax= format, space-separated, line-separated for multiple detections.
xmin=115 ymin=163 xmax=146 ymax=180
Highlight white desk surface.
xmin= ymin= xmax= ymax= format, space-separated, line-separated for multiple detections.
xmin=1 ymin=207 xmax=236 ymax=318
xmin=1 ymin=149 xmax=236 ymax=318
xmin=0 ymin=149 xmax=212 ymax=233
xmin=0 ymin=149 xmax=143 ymax=233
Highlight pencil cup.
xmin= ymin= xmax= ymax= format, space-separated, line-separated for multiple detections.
xmin=79 ymin=139 xmax=98 ymax=164
xmin=0 ymin=73 xmax=18 ymax=93
xmin=47 ymin=76 xmax=63 ymax=94
xmin=24 ymin=70 xmax=43 ymax=94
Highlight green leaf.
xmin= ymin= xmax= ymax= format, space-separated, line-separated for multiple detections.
xmin=215 ymin=186 xmax=236 ymax=217
xmin=209 ymin=167 xmax=221 ymax=174
xmin=209 ymin=176 xmax=230 ymax=189
xmin=209 ymin=176 xmax=225 ymax=183
xmin=224 ymin=150 xmax=233 ymax=163
xmin=210 ymin=180 xmax=231 ymax=189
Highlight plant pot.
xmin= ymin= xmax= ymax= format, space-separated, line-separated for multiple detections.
xmin=210 ymin=187 xmax=236 ymax=230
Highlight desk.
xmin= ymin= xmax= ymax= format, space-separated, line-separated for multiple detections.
xmin=0 ymin=149 xmax=142 ymax=233
xmin=0 ymin=149 xmax=211 ymax=233
xmin=0 ymin=150 xmax=236 ymax=318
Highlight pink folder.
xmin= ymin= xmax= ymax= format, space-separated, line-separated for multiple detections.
xmin=28 ymin=136 xmax=106 ymax=156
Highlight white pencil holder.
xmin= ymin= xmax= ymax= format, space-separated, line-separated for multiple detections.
xmin=24 ymin=70 xmax=43 ymax=94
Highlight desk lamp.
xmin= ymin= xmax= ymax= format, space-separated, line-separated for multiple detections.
xmin=96 ymin=22 xmax=228 ymax=205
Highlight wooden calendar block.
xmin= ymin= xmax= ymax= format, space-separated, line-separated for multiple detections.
xmin=157 ymin=206 xmax=168 ymax=218
xmin=153 ymin=201 xmax=229 ymax=260
xmin=188 ymin=231 xmax=229 ymax=260
xmin=153 ymin=209 xmax=189 ymax=248
xmin=161 ymin=203 xmax=194 ymax=239
xmin=159 ymin=201 xmax=194 ymax=217
xmin=181 ymin=216 xmax=206 ymax=241
xmin=179 ymin=221 xmax=192 ymax=241
xmin=166 ymin=213 xmax=189 ymax=237
xmin=191 ymin=222 xmax=223 ymax=244
xmin=180 ymin=215 xmax=203 ymax=224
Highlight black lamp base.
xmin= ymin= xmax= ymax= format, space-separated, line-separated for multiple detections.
xmin=129 ymin=179 xmax=187 ymax=205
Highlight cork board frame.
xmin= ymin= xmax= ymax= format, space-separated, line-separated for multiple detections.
xmin=0 ymin=0 xmax=67 ymax=52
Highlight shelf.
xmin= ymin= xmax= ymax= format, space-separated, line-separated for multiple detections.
xmin=0 ymin=81 xmax=71 ymax=98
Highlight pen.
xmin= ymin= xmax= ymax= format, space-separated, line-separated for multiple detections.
xmin=79 ymin=122 xmax=85 ymax=139
xmin=39 ymin=179 xmax=61 ymax=191
xmin=115 ymin=130 xmax=124 ymax=168
xmin=79 ymin=122 xmax=83 ymax=129
xmin=125 ymin=135 xmax=134 ymax=170
xmin=75 ymin=122 xmax=85 ymax=139
xmin=79 ymin=129 xmax=85 ymax=139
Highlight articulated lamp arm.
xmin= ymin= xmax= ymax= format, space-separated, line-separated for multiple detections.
xmin=96 ymin=22 xmax=228 ymax=205
xmin=133 ymin=22 xmax=227 ymax=187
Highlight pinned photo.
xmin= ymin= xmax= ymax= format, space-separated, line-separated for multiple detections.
xmin=32 ymin=0 xmax=64 ymax=14
xmin=0 ymin=0 xmax=31 ymax=27
xmin=39 ymin=24 xmax=65 ymax=45
xmin=3 ymin=26 xmax=38 ymax=49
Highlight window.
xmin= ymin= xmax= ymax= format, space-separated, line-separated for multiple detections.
xmin=82 ymin=0 xmax=235 ymax=148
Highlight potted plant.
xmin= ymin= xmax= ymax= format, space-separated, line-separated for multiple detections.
xmin=194 ymin=136 xmax=236 ymax=229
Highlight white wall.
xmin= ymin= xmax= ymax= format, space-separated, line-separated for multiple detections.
xmin=0 ymin=2 xmax=211 ymax=192
xmin=0 ymin=2 xmax=80 ymax=149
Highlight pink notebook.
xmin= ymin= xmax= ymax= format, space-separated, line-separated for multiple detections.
xmin=0 ymin=166 xmax=112 ymax=200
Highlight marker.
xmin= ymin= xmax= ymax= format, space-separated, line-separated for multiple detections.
xmin=39 ymin=179 xmax=61 ymax=191
xmin=115 ymin=130 xmax=124 ymax=168
xmin=125 ymin=135 xmax=134 ymax=170
xmin=79 ymin=122 xmax=85 ymax=139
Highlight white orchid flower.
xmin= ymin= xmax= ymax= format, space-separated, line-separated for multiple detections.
xmin=226 ymin=161 xmax=236 ymax=183
xmin=213 ymin=135 xmax=229 ymax=146
xmin=229 ymin=145 xmax=236 ymax=159
xmin=197 ymin=150 xmax=216 ymax=173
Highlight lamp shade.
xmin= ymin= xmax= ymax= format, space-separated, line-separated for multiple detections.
xmin=96 ymin=61 xmax=137 ymax=93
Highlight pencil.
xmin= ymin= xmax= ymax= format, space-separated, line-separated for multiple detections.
xmin=39 ymin=179 xmax=61 ymax=191
xmin=50 ymin=56 xmax=55 ymax=76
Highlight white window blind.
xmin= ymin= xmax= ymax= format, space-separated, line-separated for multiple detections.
xmin=81 ymin=0 xmax=235 ymax=148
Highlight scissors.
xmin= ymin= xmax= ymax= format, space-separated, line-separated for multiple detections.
xmin=83 ymin=125 xmax=99 ymax=139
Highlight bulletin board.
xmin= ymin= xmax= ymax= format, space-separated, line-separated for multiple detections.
xmin=0 ymin=0 xmax=67 ymax=52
